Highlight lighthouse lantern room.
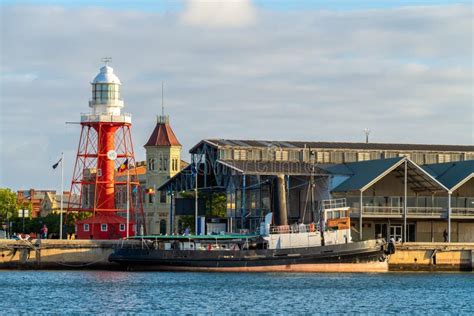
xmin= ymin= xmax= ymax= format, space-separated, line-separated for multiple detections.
xmin=67 ymin=60 xmax=144 ymax=239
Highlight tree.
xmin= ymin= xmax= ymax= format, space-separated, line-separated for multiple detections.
xmin=0 ymin=188 xmax=19 ymax=223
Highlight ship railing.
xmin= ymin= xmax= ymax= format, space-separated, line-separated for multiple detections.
xmin=270 ymin=223 xmax=317 ymax=234
xmin=321 ymin=198 xmax=347 ymax=210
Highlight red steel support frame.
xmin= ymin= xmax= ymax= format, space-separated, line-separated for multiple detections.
xmin=66 ymin=121 xmax=145 ymax=237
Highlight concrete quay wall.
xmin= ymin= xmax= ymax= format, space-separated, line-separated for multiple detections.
xmin=389 ymin=242 xmax=474 ymax=271
xmin=0 ymin=239 xmax=139 ymax=270
xmin=2 ymin=240 xmax=474 ymax=271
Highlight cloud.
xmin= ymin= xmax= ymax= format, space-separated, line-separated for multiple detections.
xmin=0 ymin=4 xmax=472 ymax=190
xmin=180 ymin=0 xmax=257 ymax=28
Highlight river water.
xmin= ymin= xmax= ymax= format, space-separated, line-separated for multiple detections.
xmin=0 ymin=271 xmax=473 ymax=314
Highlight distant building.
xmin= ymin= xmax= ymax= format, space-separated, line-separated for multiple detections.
xmin=17 ymin=189 xmax=55 ymax=218
xmin=160 ymin=138 xmax=474 ymax=242
xmin=199 ymin=139 xmax=474 ymax=165
xmin=143 ymin=115 xmax=186 ymax=235
xmin=40 ymin=191 xmax=79 ymax=217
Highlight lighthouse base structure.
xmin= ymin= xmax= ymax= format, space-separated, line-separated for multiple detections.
xmin=76 ymin=214 xmax=135 ymax=240
xmin=67 ymin=121 xmax=145 ymax=240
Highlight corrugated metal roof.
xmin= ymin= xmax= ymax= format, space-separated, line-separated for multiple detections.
xmin=328 ymin=157 xmax=404 ymax=192
xmin=422 ymin=160 xmax=474 ymax=191
xmin=325 ymin=157 xmax=447 ymax=193
xmin=202 ymin=139 xmax=473 ymax=152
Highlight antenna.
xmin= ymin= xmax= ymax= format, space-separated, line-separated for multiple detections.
xmin=101 ymin=57 xmax=112 ymax=66
xmin=364 ymin=128 xmax=371 ymax=143
xmin=161 ymin=81 xmax=164 ymax=117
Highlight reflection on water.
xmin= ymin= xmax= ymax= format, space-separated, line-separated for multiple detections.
xmin=0 ymin=271 xmax=473 ymax=314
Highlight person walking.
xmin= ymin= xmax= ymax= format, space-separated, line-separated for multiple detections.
xmin=41 ymin=224 xmax=48 ymax=239
xmin=443 ymin=229 xmax=448 ymax=242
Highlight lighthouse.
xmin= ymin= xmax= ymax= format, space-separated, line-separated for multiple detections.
xmin=68 ymin=61 xmax=144 ymax=239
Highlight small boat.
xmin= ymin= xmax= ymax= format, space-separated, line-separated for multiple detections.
xmin=109 ymin=202 xmax=394 ymax=272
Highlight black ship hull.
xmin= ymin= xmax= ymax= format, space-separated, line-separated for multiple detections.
xmin=109 ymin=239 xmax=388 ymax=272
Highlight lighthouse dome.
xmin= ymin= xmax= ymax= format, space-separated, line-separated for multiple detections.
xmin=92 ymin=65 xmax=121 ymax=84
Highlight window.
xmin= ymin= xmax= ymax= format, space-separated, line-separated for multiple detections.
xmin=148 ymin=158 xmax=155 ymax=171
xmin=119 ymin=224 xmax=125 ymax=232
xmin=164 ymin=158 xmax=168 ymax=171
xmin=159 ymin=158 xmax=163 ymax=171
xmin=330 ymin=152 xmax=344 ymax=164
xmin=316 ymin=151 xmax=330 ymax=163
xmin=148 ymin=194 xmax=154 ymax=204
xmin=438 ymin=154 xmax=450 ymax=163
xmin=160 ymin=191 xmax=167 ymax=203
xmin=84 ymin=224 xmax=90 ymax=232
xmin=424 ymin=153 xmax=437 ymax=164
xmin=101 ymin=224 xmax=108 ymax=232
xmin=370 ymin=152 xmax=381 ymax=160
xmin=357 ymin=152 xmax=370 ymax=161
xmin=384 ymin=152 xmax=397 ymax=159
xmin=450 ymin=154 xmax=461 ymax=162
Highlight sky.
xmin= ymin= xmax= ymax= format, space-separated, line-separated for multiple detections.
xmin=0 ymin=0 xmax=472 ymax=191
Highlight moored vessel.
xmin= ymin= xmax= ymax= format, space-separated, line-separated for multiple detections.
xmin=109 ymin=200 xmax=393 ymax=272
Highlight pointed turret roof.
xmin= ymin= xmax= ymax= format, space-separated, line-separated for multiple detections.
xmin=145 ymin=116 xmax=181 ymax=147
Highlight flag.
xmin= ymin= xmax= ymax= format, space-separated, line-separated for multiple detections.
xmin=117 ymin=159 xmax=128 ymax=172
xmin=52 ymin=157 xmax=62 ymax=170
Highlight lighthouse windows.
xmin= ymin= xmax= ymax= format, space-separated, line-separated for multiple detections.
xmin=101 ymin=224 xmax=108 ymax=232
xmin=92 ymin=83 xmax=120 ymax=102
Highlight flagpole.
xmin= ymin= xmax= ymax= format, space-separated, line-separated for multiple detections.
xmin=126 ymin=167 xmax=130 ymax=238
xmin=60 ymin=152 xmax=64 ymax=240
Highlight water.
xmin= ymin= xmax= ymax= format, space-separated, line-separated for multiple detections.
xmin=0 ymin=271 xmax=473 ymax=314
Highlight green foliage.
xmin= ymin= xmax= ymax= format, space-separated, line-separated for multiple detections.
xmin=206 ymin=192 xmax=227 ymax=218
xmin=178 ymin=215 xmax=195 ymax=234
xmin=10 ymin=213 xmax=76 ymax=237
xmin=0 ymin=188 xmax=19 ymax=222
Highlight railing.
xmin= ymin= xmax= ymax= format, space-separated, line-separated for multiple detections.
xmin=321 ymin=198 xmax=347 ymax=210
xmin=270 ymin=223 xmax=317 ymax=234
xmin=452 ymin=208 xmax=474 ymax=217
xmin=357 ymin=206 xmax=403 ymax=216
xmin=80 ymin=112 xmax=132 ymax=123
xmin=407 ymin=207 xmax=445 ymax=217
xmin=350 ymin=206 xmax=474 ymax=218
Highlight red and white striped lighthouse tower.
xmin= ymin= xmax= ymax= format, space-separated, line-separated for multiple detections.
xmin=68 ymin=60 xmax=144 ymax=239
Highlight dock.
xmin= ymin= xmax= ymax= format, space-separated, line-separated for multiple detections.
xmin=1 ymin=239 xmax=473 ymax=271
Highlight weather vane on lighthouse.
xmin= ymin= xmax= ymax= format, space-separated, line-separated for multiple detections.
xmin=101 ymin=57 xmax=112 ymax=65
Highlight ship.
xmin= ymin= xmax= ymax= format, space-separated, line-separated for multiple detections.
xmin=109 ymin=199 xmax=394 ymax=272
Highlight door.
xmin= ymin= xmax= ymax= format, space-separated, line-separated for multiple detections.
xmin=375 ymin=223 xmax=388 ymax=240
xmin=389 ymin=225 xmax=402 ymax=241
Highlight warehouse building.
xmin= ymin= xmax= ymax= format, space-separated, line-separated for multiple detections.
xmin=159 ymin=139 xmax=473 ymax=242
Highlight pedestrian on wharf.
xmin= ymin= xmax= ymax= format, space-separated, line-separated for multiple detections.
xmin=41 ymin=224 xmax=48 ymax=239
xmin=443 ymin=229 xmax=448 ymax=242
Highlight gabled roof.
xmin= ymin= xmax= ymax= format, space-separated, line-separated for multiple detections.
xmin=324 ymin=157 xmax=404 ymax=192
xmin=145 ymin=117 xmax=181 ymax=147
xmin=423 ymin=160 xmax=474 ymax=191
xmin=324 ymin=157 xmax=447 ymax=193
